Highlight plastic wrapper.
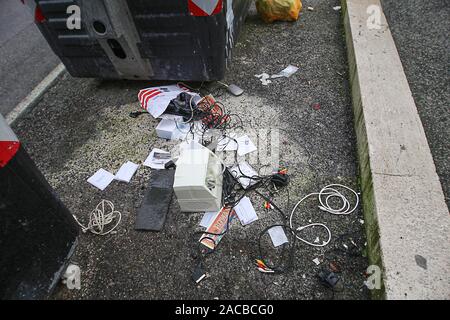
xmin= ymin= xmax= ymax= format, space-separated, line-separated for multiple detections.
xmin=256 ymin=0 xmax=302 ymax=23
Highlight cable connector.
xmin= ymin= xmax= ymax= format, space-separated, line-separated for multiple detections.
xmin=263 ymin=201 xmax=273 ymax=210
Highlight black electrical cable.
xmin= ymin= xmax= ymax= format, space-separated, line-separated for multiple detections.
xmin=257 ymin=224 xmax=297 ymax=274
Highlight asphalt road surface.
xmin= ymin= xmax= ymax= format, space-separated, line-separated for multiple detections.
xmin=0 ymin=0 xmax=59 ymax=116
xmin=382 ymin=0 xmax=450 ymax=208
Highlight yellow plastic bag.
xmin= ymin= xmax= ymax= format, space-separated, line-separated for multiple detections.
xmin=256 ymin=0 xmax=303 ymax=23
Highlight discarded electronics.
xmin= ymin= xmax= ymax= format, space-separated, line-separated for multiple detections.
xmin=173 ymin=145 xmax=223 ymax=212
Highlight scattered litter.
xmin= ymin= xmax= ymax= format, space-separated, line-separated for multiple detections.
xmin=350 ymin=239 xmax=358 ymax=248
xmin=133 ymin=79 xmax=363 ymax=285
xmin=256 ymin=0 xmax=302 ymax=23
xmin=268 ymin=226 xmax=289 ymax=247
xmin=72 ymin=199 xmax=121 ymax=235
xmin=255 ymin=73 xmax=272 ymax=86
xmin=302 ymin=274 xmax=306 ymax=279
xmin=307 ymin=6 xmax=314 ymax=11
xmin=87 ymin=168 xmax=115 ymax=191
xmin=359 ymin=219 xmax=365 ymax=224
xmin=234 ymin=196 xmax=259 ymax=226
xmin=229 ymin=161 xmax=259 ymax=189
xmin=200 ymin=207 xmax=235 ymax=250
xmin=343 ymin=243 xmax=349 ymax=250
xmin=115 ymin=161 xmax=139 ymax=183
xmin=333 ymin=6 xmax=341 ymax=11
xmin=236 ymin=135 xmax=257 ymax=156
xmin=199 ymin=212 xmax=216 ymax=228
xmin=135 ymin=169 xmax=175 ymax=231
xmin=143 ymin=148 xmax=171 ymax=170
xmin=271 ymin=65 xmax=299 ymax=79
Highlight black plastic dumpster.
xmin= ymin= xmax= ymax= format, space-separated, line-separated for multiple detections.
xmin=0 ymin=115 xmax=79 ymax=299
xmin=30 ymin=0 xmax=250 ymax=81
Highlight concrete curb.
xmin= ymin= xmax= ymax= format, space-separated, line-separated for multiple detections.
xmin=6 ymin=63 xmax=65 ymax=125
xmin=342 ymin=0 xmax=450 ymax=299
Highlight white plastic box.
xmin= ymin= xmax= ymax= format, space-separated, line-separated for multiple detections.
xmin=156 ymin=118 xmax=188 ymax=140
xmin=173 ymin=147 xmax=223 ymax=212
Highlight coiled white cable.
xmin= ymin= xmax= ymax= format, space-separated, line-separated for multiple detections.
xmin=318 ymin=184 xmax=359 ymax=215
xmin=290 ymin=184 xmax=359 ymax=247
xmin=72 ymin=199 xmax=121 ymax=236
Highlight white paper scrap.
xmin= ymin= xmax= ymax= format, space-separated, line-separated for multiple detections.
xmin=271 ymin=65 xmax=299 ymax=79
xmin=255 ymin=73 xmax=272 ymax=85
xmin=229 ymin=162 xmax=258 ymax=189
xmin=87 ymin=168 xmax=115 ymax=191
xmin=234 ymin=196 xmax=258 ymax=226
xmin=268 ymin=226 xmax=289 ymax=247
xmin=199 ymin=212 xmax=216 ymax=228
xmin=115 ymin=161 xmax=139 ymax=183
xmin=143 ymin=148 xmax=171 ymax=170
xmin=313 ymin=258 xmax=321 ymax=265
xmin=236 ymin=135 xmax=257 ymax=156
xmin=217 ymin=134 xmax=238 ymax=151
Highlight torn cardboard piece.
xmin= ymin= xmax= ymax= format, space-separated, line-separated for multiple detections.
xmin=199 ymin=207 xmax=235 ymax=250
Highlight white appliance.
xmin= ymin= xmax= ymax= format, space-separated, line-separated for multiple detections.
xmin=173 ymin=146 xmax=223 ymax=212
